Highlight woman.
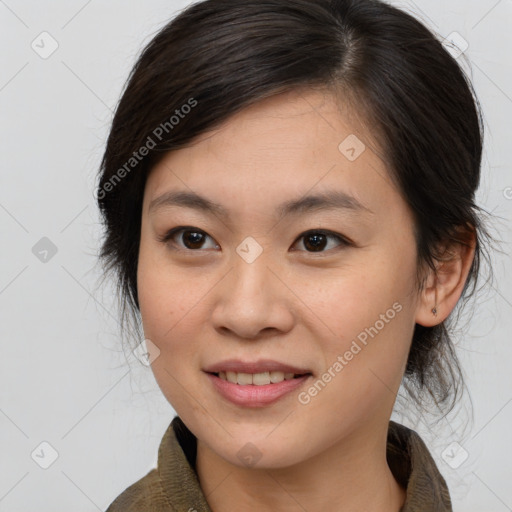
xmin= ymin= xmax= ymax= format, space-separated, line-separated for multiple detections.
xmin=98 ymin=0 xmax=491 ymax=510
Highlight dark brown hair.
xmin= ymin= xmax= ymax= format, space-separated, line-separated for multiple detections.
xmin=97 ymin=0 xmax=494 ymax=416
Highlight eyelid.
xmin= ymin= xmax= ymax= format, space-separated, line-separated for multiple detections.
xmin=290 ymin=229 xmax=352 ymax=253
xmin=158 ymin=226 xmax=220 ymax=250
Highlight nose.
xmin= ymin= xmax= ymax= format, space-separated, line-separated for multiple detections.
xmin=210 ymin=254 xmax=295 ymax=340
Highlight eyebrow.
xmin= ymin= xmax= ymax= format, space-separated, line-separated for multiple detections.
xmin=148 ymin=189 xmax=373 ymax=219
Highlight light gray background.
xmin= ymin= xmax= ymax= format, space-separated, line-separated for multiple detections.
xmin=1 ymin=1 xmax=511 ymax=510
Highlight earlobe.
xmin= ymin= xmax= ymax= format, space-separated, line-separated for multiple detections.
xmin=415 ymin=266 xmax=439 ymax=327
xmin=415 ymin=238 xmax=476 ymax=327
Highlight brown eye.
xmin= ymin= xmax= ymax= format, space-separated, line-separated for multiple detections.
xmin=159 ymin=227 xmax=220 ymax=251
xmin=181 ymin=230 xmax=207 ymax=249
xmin=292 ymin=230 xmax=350 ymax=253
xmin=303 ymin=233 xmax=328 ymax=252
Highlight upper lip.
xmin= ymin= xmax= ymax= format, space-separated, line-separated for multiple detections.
xmin=203 ymin=359 xmax=312 ymax=375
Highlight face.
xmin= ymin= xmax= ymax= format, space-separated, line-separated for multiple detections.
xmin=137 ymin=88 xmax=422 ymax=468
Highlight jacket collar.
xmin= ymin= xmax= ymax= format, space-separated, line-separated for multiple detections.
xmin=386 ymin=420 xmax=452 ymax=511
xmin=156 ymin=416 xmax=452 ymax=512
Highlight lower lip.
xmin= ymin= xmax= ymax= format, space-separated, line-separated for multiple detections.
xmin=205 ymin=372 xmax=311 ymax=407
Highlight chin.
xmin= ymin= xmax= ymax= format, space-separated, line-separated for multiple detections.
xmin=201 ymin=428 xmax=312 ymax=470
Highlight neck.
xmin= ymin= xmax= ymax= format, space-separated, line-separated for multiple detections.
xmin=196 ymin=422 xmax=406 ymax=512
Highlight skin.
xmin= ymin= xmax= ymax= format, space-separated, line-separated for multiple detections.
xmin=137 ymin=88 xmax=475 ymax=511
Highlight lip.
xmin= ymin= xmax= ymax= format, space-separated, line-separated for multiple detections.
xmin=203 ymin=359 xmax=313 ymax=408
xmin=203 ymin=359 xmax=311 ymax=375
xmin=205 ymin=372 xmax=311 ymax=407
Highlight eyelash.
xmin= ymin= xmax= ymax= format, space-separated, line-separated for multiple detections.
xmin=158 ymin=226 xmax=353 ymax=254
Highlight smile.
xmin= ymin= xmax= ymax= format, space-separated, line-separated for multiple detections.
xmin=214 ymin=370 xmax=304 ymax=385
xmin=203 ymin=359 xmax=313 ymax=407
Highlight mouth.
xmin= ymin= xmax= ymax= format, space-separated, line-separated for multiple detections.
xmin=203 ymin=360 xmax=313 ymax=407
xmin=208 ymin=370 xmax=311 ymax=386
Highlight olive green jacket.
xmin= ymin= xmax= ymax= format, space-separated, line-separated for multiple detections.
xmin=105 ymin=417 xmax=452 ymax=512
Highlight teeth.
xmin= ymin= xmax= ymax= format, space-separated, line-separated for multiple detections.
xmin=270 ymin=371 xmax=285 ymax=383
xmin=217 ymin=371 xmax=303 ymax=385
xmin=237 ymin=372 xmax=253 ymax=385
xmin=226 ymin=371 xmax=237 ymax=384
xmin=252 ymin=372 xmax=270 ymax=385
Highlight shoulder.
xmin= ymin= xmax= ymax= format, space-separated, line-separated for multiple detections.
xmin=387 ymin=421 xmax=453 ymax=512
xmin=104 ymin=416 xmax=207 ymax=512
xmin=105 ymin=467 xmax=175 ymax=512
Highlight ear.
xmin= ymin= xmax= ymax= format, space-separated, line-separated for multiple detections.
xmin=415 ymin=231 xmax=476 ymax=327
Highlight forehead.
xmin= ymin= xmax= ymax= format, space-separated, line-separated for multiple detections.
xmin=143 ymin=89 xmax=400 ymax=220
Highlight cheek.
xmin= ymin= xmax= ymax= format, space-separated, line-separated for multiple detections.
xmin=137 ymin=233 xmax=204 ymax=339
xmin=136 ymin=238 xmax=223 ymax=387
xmin=303 ymin=250 xmax=416 ymax=387
xmin=295 ymin=273 xmax=414 ymax=428
xmin=137 ymin=252 xmax=210 ymax=412
xmin=305 ymin=251 xmax=413 ymax=335
xmin=138 ymin=271 xmax=206 ymax=359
